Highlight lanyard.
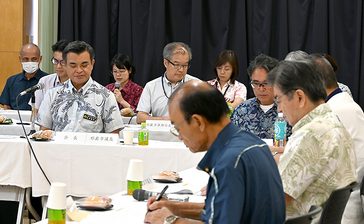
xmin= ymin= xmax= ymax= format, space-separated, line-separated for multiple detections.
xmin=161 ymin=74 xmax=185 ymax=99
xmin=215 ymin=81 xmax=230 ymax=96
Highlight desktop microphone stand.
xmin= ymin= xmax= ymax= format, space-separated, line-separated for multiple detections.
xmin=28 ymin=94 xmax=36 ymax=135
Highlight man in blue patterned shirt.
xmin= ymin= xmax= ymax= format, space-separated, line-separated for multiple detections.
xmin=231 ymin=54 xmax=291 ymax=139
xmin=37 ymin=41 xmax=123 ymax=133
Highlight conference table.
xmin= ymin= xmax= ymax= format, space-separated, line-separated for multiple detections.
xmin=35 ymin=168 xmax=209 ymax=223
xmin=30 ymin=139 xmax=205 ymax=197
xmin=0 ymin=110 xmax=32 ymax=122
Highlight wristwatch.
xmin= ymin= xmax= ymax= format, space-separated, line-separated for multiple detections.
xmin=164 ymin=215 xmax=179 ymax=224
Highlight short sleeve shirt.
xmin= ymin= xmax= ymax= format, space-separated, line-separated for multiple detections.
xmin=36 ymin=78 xmax=124 ymax=133
xmin=199 ymin=123 xmax=286 ymax=223
xmin=105 ymin=80 xmax=143 ymax=111
xmin=279 ymin=104 xmax=357 ymax=217
xmin=136 ymin=74 xmax=198 ymax=117
xmin=207 ymin=79 xmax=247 ymax=102
xmin=32 ymin=73 xmax=66 ymax=109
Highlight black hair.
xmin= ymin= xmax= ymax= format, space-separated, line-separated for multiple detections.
xmin=247 ymin=54 xmax=279 ymax=78
xmin=52 ymin=39 xmax=71 ymax=52
xmin=110 ymin=53 xmax=136 ymax=80
xmin=267 ymin=60 xmax=327 ymax=102
xmin=310 ymin=54 xmax=338 ymax=89
xmin=169 ymin=83 xmax=229 ymax=123
xmin=62 ymin=40 xmax=95 ymax=61
xmin=214 ymin=50 xmax=239 ymax=84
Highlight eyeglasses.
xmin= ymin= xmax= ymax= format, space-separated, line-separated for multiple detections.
xmin=166 ymin=59 xmax=190 ymax=70
xmin=51 ymin=58 xmax=64 ymax=65
xmin=170 ymin=126 xmax=179 ymax=137
xmin=250 ymin=81 xmax=269 ymax=89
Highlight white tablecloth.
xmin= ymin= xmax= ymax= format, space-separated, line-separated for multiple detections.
xmin=35 ymin=168 xmax=208 ymax=224
xmin=30 ymin=140 xmax=205 ymax=197
xmin=0 ymin=137 xmax=31 ymax=188
xmin=0 ymin=120 xmax=39 ymax=136
xmin=0 ymin=110 xmax=32 ymax=122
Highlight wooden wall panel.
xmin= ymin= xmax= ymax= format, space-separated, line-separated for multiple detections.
xmin=0 ymin=0 xmax=24 ymax=93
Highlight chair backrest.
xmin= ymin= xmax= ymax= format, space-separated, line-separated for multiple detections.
xmin=360 ymin=175 xmax=364 ymax=213
xmin=319 ymin=182 xmax=358 ymax=224
xmin=285 ymin=206 xmax=322 ymax=224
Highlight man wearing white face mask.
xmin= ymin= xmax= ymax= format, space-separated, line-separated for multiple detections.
xmin=0 ymin=43 xmax=48 ymax=110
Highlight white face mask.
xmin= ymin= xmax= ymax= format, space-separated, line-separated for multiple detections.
xmin=22 ymin=62 xmax=39 ymax=74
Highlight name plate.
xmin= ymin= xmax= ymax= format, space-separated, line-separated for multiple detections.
xmin=85 ymin=133 xmax=119 ymax=145
xmin=54 ymin=132 xmax=87 ymax=143
xmin=146 ymin=120 xmax=172 ymax=130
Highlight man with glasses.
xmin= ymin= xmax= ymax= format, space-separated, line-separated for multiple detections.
xmin=37 ymin=41 xmax=123 ymax=133
xmin=32 ymin=40 xmax=71 ymax=115
xmin=136 ymin=42 xmax=198 ymax=124
xmin=231 ymin=54 xmax=291 ymax=139
xmin=268 ymin=60 xmax=356 ymax=218
xmin=0 ymin=43 xmax=48 ymax=110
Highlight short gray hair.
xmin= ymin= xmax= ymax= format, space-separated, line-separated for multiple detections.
xmin=163 ymin=42 xmax=192 ymax=61
xmin=284 ymin=50 xmax=310 ymax=61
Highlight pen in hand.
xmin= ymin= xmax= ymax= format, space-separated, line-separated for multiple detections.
xmin=147 ymin=185 xmax=169 ymax=212
xmin=155 ymin=185 xmax=169 ymax=201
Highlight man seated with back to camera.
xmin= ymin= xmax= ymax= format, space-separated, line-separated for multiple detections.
xmin=311 ymin=54 xmax=364 ymax=224
xmin=136 ymin=42 xmax=198 ymax=124
xmin=231 ymin=53 xmax=291 ymax=139
xmin=144 ymin=80 xmax=285 ymax=224
xmin=268 ymin=60 xmax=357 ymax=217
xmin=36 ymin=40 xmax=123 ymax=133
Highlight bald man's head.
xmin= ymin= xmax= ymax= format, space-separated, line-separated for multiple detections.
xmin=20 ymin=43 xmax=40 ymax=57
xmin=169 ymin=80 xmax=229 ymax=123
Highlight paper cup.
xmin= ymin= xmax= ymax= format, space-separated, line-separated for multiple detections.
xmin=123 ymin=130 xmax=134 ymax=145
xmin=47 ymin=182 xmax=67 ymax=209
xmin=126 ymin=159 xmax=144 ymax=181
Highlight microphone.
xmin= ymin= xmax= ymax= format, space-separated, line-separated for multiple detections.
xmin=114 ymin=82 xmax=121 ymax=89
xmin=132 ymin=189 xmax=193 ymax=201
xmin=20 ymin=83 xmax=44 ymax=96
xmin=133 ymin=189 xmax=158 ymax=201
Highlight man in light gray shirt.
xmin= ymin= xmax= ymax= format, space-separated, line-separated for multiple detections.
xmin=136 ymin=42 xmax=198 ymax=124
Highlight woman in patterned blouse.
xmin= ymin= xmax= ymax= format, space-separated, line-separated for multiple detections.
xmin=105 ymin=53 xmax=143 ymax=116
xmin=207 ymin=50 xmax=247 ymax=109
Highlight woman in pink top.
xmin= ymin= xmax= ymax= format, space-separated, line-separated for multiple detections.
xmin=105 ymin=54 xmax=143 ymax=116
xmin=207 ymin=50 xmax=247 ymax=109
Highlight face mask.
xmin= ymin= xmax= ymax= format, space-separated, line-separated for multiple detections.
xmin=22 ymin=62 xmax=39 ymax=74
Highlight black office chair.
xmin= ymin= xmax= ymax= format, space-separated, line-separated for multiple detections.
xmin=285 ymin=206 xmax=322 ymax=224
xmin=360 ymin=176 xmax=364 ymax=213
xmin=319 ymin=182 xmax=358 ymax=224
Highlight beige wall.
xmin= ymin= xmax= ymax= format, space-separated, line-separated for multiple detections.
xmin=0 ymin=0 xmax=24 ymax=93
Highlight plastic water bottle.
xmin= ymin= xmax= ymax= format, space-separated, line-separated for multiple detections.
xmin=138 ymin=122 xmax=149 ymax=145
xmin=274 ymin=113 xmax=287 ymax=147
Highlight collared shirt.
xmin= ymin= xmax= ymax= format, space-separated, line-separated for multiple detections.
xmin=327 ymin=92 xmax=364 ymax=223
xmin=136 ymin=73 xmax=198 ymax=117
xmin=207 ymin=79 xmax=247 ymax=103
xmin=338 ymin=82 xmax=353 ymax=98
xmin=36 ymin=78 xmax=124 ymax=133
xmin=231 ymin=97 xmax=292 ymax=139
xmin=32 ymin=73 xmax=67 ymax=109
xmin=105 ymin=80 xmax=143 ymax=112
xmin=279 ymin=103 xmax=357 ymax=217
xmin=325 ymin=87 xmax=342 ymax=102
xmin=0 ymin=70 xmax=48 ymax=110
xmin=199 ymin=123 xmax=285 ymax=223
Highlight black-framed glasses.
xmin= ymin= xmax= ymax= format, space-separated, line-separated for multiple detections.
xmin=166 ymin=58 xmax=190 ymax=70
xmin=250 ymin=81 xmax=269 ymax=89
xmin=51 ymin=57 xmax=64 ymax=65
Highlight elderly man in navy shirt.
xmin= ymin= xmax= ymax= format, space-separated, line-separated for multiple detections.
xmin=0 ymin=43 xmax=48 ymax=110
xmin=145 ymin=80 xmax=285 ymax=224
